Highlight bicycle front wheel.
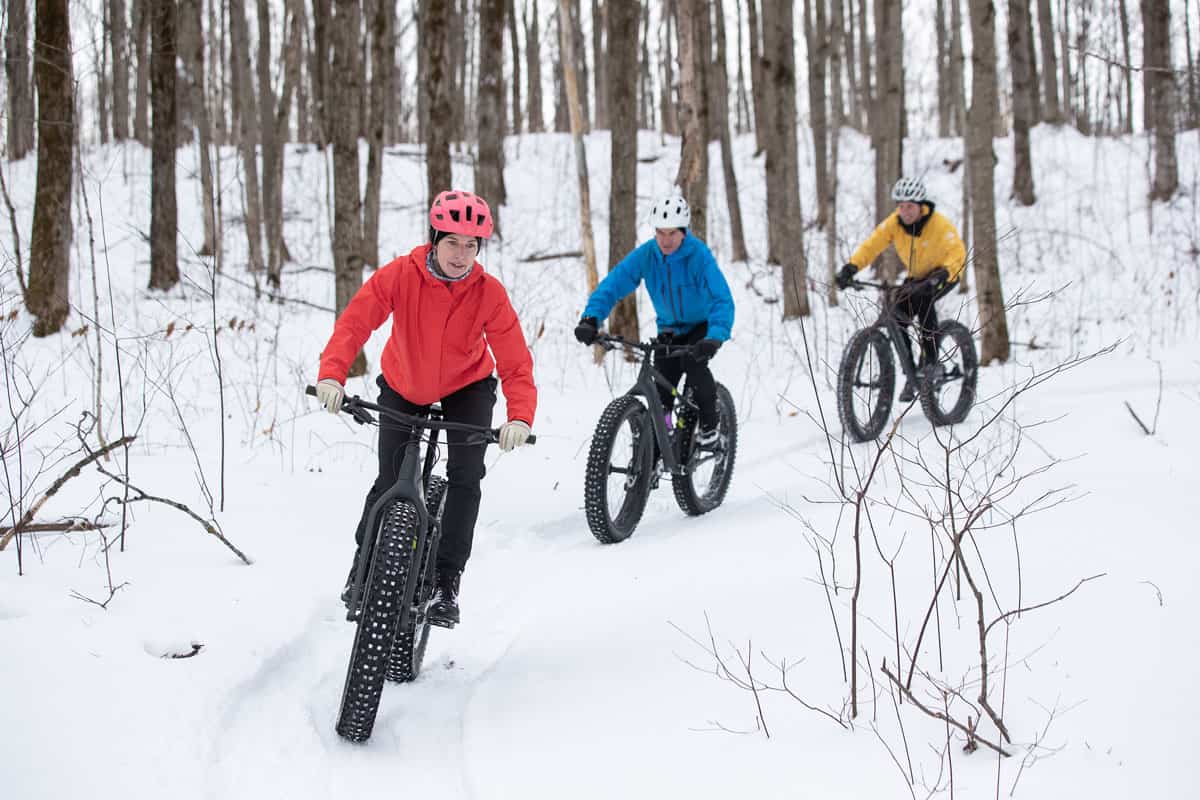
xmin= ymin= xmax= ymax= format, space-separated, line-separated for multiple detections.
xmin=673 ymin=383 xmax=738 ymax=516
xmin=336 ymin=500 xmax=420 ymax=743
xmin=387 ymin=476 xmax=447 ymax=683
xmin=837 ymin=327 xmax=896 ymax=442
xmin=584 ymin=395 xmax=654 ymax=544
xmin=919 ymin=321 xmax=978 ymax=426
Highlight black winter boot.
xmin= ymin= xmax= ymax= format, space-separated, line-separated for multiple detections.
xmin=428 ymin=568 xmax=462 ymax=628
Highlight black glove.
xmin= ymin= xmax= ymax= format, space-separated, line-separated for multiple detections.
xmin=836 ymin=263 xmax=858 ymax=289
xmin=574 ymin=316 xmax=599 ymax=345
xmin=694 ymin=338 xmax=722 ymax=362
xmin=924 ymin=267 xmax=951 ymax=293
xmin=651 ymin=330 xmax=676 ymax=345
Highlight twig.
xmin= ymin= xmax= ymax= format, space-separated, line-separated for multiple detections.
xmin=1123 ymin=401 xmax=1153 ymax=435
xmin=984 ymin=574 xmax=1105 ymax=637
xmin=0 ymin=434 xmax=137 ymax=550
xmin=881 ymin=662 xmax=1012 ymax=757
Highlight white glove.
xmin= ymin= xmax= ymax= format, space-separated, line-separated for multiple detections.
xmin=497 ymin=420 xmax=531 ymax=452
xmin=315 ymin=379 xmax=345 ymax=413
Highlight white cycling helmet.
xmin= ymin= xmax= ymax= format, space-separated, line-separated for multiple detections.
xmin=891 ymin=177 xmax=928 ymax=203
xmin=649 ymin=194 xmax=691 ymax=229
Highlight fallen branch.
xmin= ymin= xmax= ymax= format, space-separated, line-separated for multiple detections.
xmin=0 ymin=520 xmax=115 ymax=535
xmin=0 ymin=435 xmax=136 ymax=550
xmin=518 ymin=250 xmax=584 ymax=263
xmin=98 ymin=480 xmax=252 ymax=565
xmin=881 ymin=662 xmax=1012 ymax=757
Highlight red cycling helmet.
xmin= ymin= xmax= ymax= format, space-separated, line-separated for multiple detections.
xmin=429 ymin=190 xmax=494 ymax=239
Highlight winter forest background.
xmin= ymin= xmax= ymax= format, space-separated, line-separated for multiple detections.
xmin=3 ymin=0 xmax=1200 ymax=798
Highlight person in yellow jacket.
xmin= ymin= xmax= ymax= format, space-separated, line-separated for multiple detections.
xmin=835 ymin=177 xmax=967 ymax=402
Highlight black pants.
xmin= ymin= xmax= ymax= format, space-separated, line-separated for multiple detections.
xmin=353 ymin=374 xmax=496 ymax=575
xmin=893 ymin=280 xmax=955 ymax=368
xmin=653 ymin=322 xmax=719 ymax=431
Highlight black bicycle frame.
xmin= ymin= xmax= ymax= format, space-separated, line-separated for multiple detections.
xmin=595 ymin=334 xmax=700 ymax=476
xmin=851 ymin=281 xmax=922 ymax=387
xmin=305 ymin=386 xmax=526 ymax=619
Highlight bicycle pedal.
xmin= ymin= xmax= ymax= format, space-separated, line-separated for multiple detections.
xmin=429 ymin=616 xmax=457 ymax=630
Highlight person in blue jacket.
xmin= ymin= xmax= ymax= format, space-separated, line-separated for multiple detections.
xmin=574 ymin=194 xmax=735 ymax=448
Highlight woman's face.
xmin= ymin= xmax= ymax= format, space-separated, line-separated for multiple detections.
xmin=897 ymin=201 xmax=922 ymax=225
xmin=435 ymin=234 xmax=479 ymax=278
xmin=655 ymin=228 xmax=685 ymax=255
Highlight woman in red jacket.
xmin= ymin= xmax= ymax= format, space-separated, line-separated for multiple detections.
xmin=314 ymin=190 xmax=537 ymax=627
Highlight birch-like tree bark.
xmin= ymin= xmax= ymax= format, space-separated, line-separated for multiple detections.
xmin=967 ymin=0 xmax=1009 ymax=364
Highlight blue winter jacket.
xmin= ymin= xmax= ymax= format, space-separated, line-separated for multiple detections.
xmin=582 ymin=232 xmax=735 ymax=341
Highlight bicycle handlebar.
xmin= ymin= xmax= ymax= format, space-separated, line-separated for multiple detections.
xmin=305 ymin=386 xmax=536 ymax=445
xmin=592 ymin=332 xmax=700 ymax=358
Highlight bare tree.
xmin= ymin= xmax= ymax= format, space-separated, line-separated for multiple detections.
xmin=733 ymin=0 xmax=751 ymax=134
xmin=871 ymin=0 xmax=902 ymax=227
xmin=313 ymin=0 xmax=331 ymax=144
xmin=558 ymin=0 xmax=599 ymax=292
xmin=936 ymin=0 xmax=952 ymax=136
xmin=180 ymin=0 xmax=216 ymax=256
xmin=364 ymin=0 xmax=395 ymax=266
xmin=228 ymin=0 xmax=265 ymax=274
xmin=331 ymin=0 xmax=367 ymax=376
xmin=132 ymin=0 xmax=151 ymax=143
xmin=967 ymin=0 xmax=1009 ymax=364
xmin=108 ymin=0 xmax=130 ymax=140
xmin=424 ymin=0 xmax=452 ymax=203
xmin=674 ymin=0 xmax=708 ymax=240
xmin=639 ymin=2 xmax=653 ymax=128
xmin=804 ymin=0 xmax=830 ymax=230
xmin=26 ymin=0 xmax=73 ymax=335
xmin=660 ymin=0 xmax=678 ymax=135
xmin=476 ymin=0 xmax=508 ymax=231
xmin=1008 ymin=0 xmax=1036 ymax=205
xmin=591 ymin=0 xmax=607 ymax=128
xmin=524 ymin=0 xmax=545 ymax=132
xmin=1118 ymin=0 xmax=1133 ymax=133
xmin=605 ymin=0 xmax=639 ymax=342
xmin=1143 ymin=0 xmax=1178 ymax=200
xmin=5 ymin=0 xmax=35 ymax=159
xmin=746 ymin=0 xmax=768 ymax=152
xmin=762 ymin=0 xmax=808 ymax=317
xmin=148 ymin=0 xmax=179 ymax=291
xmin=1036 ymin=0 xmax=1061 ymax=122
xmin=569 ymin=0 xmax=590 ymax=130
xmin=712 ymin=0 xmax=748 ymax=262
xmin=508 ymin=0 xmax=522 ymax=132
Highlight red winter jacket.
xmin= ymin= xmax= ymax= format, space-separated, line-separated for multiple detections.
xmin=318 ymin=244 xmax=537 ymax=424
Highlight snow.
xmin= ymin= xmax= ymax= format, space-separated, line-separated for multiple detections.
xmin=2 ymin=124 xmax=1199 ymax=798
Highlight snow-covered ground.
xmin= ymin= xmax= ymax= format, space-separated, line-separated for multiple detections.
xmin=2 ymin=126 xmax=1198 ymax=798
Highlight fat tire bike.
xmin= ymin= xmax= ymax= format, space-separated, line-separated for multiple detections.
xmin=582 ymin=334 xmax=738 ymax=544
xmin=306 ymin=385 xmax=535 ymax=743
xmin=836 ymin=280 xmax=978 ymax=442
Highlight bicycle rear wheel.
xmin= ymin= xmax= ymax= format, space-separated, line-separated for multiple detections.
xmin=673 ymin=383 xmax=737 ymax=515
xmin=584 ymin=395 xmax=654 ymax=543
xmin=919 ymin=320 xmax=978 ymax=426
xmin=336 ymin=500 xmax=420 ymax=743
xmin=837 ymin=328 xmax=896 ymax=442
xmin=387 ymin=476 xmax=447 ymax=683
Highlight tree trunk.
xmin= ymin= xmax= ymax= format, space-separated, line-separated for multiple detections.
xmin=1143 ymin=0 xmax=1178 ymax=200
xmin=762 ymin=0 xmax=808 ymax=317
xmin=569 ymin=0 xmax=590 ymax=131
xmin=132 ymin=0 xmax=151 ymax=143
xmin=746 ymin=0 xmax=768 ymax=152
xmin=660 ymin=0 xmax=678 ymax=136
xmin=210 ymin=0 xmax=228 ymax=145
xmin=256 ymin=0 xmax=294 ymax=287
xmin=733 ymin=0 xmax=750 ymax=134
xmin=148 ymin=0 xmax=179 ymax=292
xmin=109 ymin=0 xmax=130 ymax=140
xmin=180 ymin=0 xmax=216 ymax=255
xmin=555 ymin=7 xmax=570 ymax=131
xmin=841 ymin=0 xmax=862 ymax=130
xmin=827 ymin=0 xmax=844 ymax=304
xmin=966 ymin=0 xmax=1009 ymax=364
xmin=1187 ymin=0 xmax=1199 ymax=130
xmin=950 ymin=0 xmax=966 ymax=136
xmin=98 ymin=8 xmax=111 ymax=144
xmin=332 ymin=0 xmax=367 ymax=375
xmin=713 ymin=0 xmax=748 ymax=261
xmin=558 ymin=0 xmax=599 ymax=292
xmin=364 ymin=0 xmax=393 ymax=266
xmin=1008 ymin=0 xmax=1036 ymax=205
xmin=857 ymin=0 xmax=872 ymax=131
xmin=524 ymin=0 xmax=544 ymax=132
xmin=476 ymin=0 xmax=507 ymax=231
xmin=871 ymin=0 xmax=902 ymax=225
xmin=1117 ymin=0 xmax=1133 ymax=133
xmin=606 ymin=0 xmax=639 ymax=341
xmin=228 ymin=0 xmax=265 ymax=274
xmin=674 ymin=0 xmax=708 ymax=241
xmin=592 ymin=0 xmax=607 ymax=128
xmin=26 ymin=0 xmax=73 ymax=335
xmin=1058 ymin=0 xmax=1070 ymax=127
xmin=804 ymin=0 xmax=829 ymax=231
xmin=639 ymin=2 xmax=653 ymax=129
xmin=313 ymin=0 xmax=331 ymax=144
xmin=425 ymin=0 xmax=453 ymax=201
xmin=1035 ymin=0 xmax=1060 ymax=122
xmin=507 ymin=0 xmax=522 ymax=133
xmin=6 ymin=0 xmax=36 ymax=159
xmin=936 ymin=0 xmax=951 ymax=136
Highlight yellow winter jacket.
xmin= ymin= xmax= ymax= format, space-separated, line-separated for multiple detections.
xmin=848 ymin=204 xmax=966 ymax=282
